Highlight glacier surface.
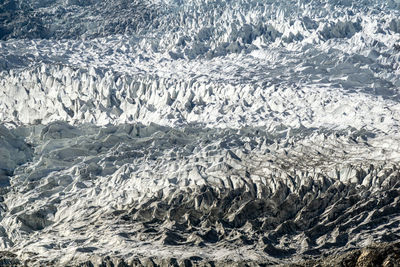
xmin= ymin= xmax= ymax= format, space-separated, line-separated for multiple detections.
xmin=0 ymin=0 xmax=400 ymax=265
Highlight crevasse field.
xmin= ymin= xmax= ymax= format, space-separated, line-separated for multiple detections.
xmin=1 ymin=0 xmax=400 ymax=266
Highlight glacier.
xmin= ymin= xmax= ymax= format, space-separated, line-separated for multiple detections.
xmin=0 ymin=0 xmax=400 ymax=266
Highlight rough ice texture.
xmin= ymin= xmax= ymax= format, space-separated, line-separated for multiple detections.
xmin=1 ymin=0 xmax=400 ymax=266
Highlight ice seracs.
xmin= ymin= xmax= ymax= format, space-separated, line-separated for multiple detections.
xmin=0 ymin=0 xmax=400 ymax=266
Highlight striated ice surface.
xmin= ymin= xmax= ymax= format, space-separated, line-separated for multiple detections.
xmin=1 ymin=0 xmax=400 ymax=265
